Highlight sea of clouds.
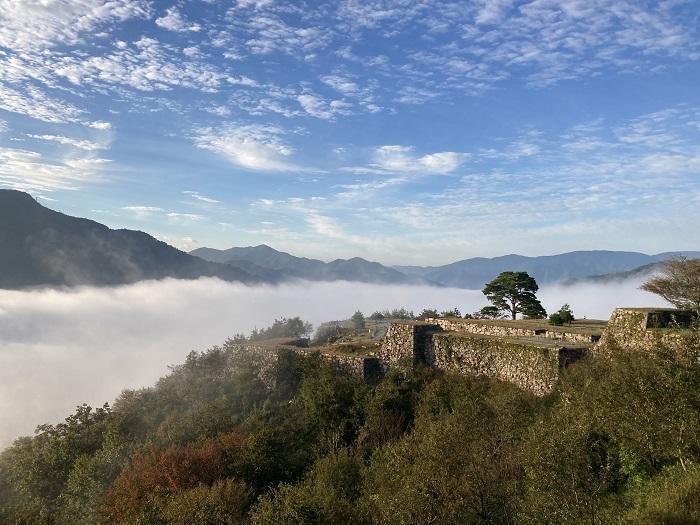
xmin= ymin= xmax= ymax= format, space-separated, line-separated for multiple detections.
xmin=0 ymin=277 xmax=668 ymax=448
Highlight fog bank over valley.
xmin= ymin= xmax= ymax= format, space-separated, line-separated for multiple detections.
xmin=0 ymin=277 xmax=667 ymax=448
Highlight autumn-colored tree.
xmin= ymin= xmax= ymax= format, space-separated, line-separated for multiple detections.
xmin=104 ymin=431 xmax=246 ymax=523
xmin=641 ymin=257 xmax=700 ymax=319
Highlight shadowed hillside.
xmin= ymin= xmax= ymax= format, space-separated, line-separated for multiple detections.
xmin=0 ymin=190 xmax=263 ymax=289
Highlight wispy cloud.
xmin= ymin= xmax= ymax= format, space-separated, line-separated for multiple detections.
xmin=297 ymin=93 xmax=352 ymax=120
xmin=27 ymin=134 xmax=108 ymax=151
xmin=121 ymin=206 xmax=164 ymax=217
xmin=193 ymin=123 xmax=306 ymax=172
xmin=0 ymin=147 xmax=108 ymax=192
xmin=155 ymin=7 xmax=201 ymax=32
xmin=0 ymin=84 xmax=84 ymax=124
xmin=347 ymin=145 xmax=469 ymax=174
xmin=0 ymin=0 xmax=151 ymax=52
xmin=183 ymin=191 xmax=220 ymax=204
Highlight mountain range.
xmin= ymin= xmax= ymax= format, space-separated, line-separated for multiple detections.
xmin=196 ymin=245 xmax=700 ymax=289
xmin=190 ymin=245 xmax=424 ymax=285
xmin=393 ymin=250 xmax=700 ymax=289
xmin=1 ymin=189 xmax=698 ymax=290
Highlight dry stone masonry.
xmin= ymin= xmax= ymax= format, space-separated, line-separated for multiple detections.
xmin=379 ymin=321 xmax=588 ymax=396
xmin=426 ymin=317 xmax=600 ymax=343
xmin=596 ymin=308 xmax=697 ymax=356
xmin=234 ymin=308 xmax=695 ymax=396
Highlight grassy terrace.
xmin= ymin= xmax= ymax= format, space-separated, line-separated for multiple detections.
xmin=310 ymin=335 xmax=382 ymax=357
xmin=431 ymin=317 xmax=607 ymax=336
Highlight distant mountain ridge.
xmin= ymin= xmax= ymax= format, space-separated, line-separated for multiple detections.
xmin=196 ymin=245 xmax=700 ymax=290
xmin=0 ymin=190 xmax=263 ymax=289
xmin=393 ymin=250 xmax=700 ymax=289
xmin=190 ymin=245 xmax=426 ymax=285
xmin=2 ymin=189 xmax=697 ymax=290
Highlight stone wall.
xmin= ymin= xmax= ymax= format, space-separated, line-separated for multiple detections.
xmin=595 ymin=308 xmax=696 ymax=354
xmin=424 ymin=333 xmax=562 ymax=396
xmin=379 ymin=321 xmax=442 ymax=363
xmin=380 ymin=322 xmax=586 ymax=395
xmin=425 ymin=318 xmax=599 ymax=343
xmin=227 ymin=343 xmax=385 ymax=384
xmin=315 ymin=351 xmax=385 ymax=382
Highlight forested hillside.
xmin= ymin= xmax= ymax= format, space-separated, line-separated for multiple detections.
xmin=2 ymin=332 xmax=699 ymax=524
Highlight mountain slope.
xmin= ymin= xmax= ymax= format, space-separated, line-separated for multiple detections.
xmin=0 ymin=190 xmax=262 ymax=289
xmin=191 ymin=245 xmax=424 ymax=285
xmin=564 ymin=261 xmax=664 ymax=285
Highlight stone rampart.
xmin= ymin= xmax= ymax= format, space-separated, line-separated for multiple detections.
xmin=228 ymin=343 xmax=384 ymax=384
xmin=425 ymin=333 xmax=562 ymax=396
xmin=595 ymin=308 xmax=696 ymax=355
xmin=379 ymin=321 xmax=442 ymax=363
xmin=314 ymin=351 xmax=385 ymax=382
xmin=380 ymin=322 xmax=586 ymax=395
xmin=426 ymin=318 xmax=599 ymax=343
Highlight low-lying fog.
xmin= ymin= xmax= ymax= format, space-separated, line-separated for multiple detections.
xmin=0 ymin=277 xmax=666 ymax=448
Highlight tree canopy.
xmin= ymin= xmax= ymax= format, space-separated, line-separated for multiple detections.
xmin=549 ymin=304 xmax=575 ymax=326
xmin=641 ymin=257 xmax=700 ymax=319
xmin=482 ymin=271 xmax=547 ymax=320
xmin=2 ymin=336 xmax=700 ymax=524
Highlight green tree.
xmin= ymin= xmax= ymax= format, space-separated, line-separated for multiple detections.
xmin=416 ymin=308 xmax=439 ymax=320
xmin=641 ymin=257 xmax=700 ymax=319
xmin=350 ymin=310 xmax=365 ymax=329
xmin=482 ymin=271 xmax=546 ymax=320
xmin=550 ymin=304 xmax=575 ymax=325
xmin=478 ymin=306 xmax=505 ymax=319
xmin=250 ymin=449 xmax=366 ymax=525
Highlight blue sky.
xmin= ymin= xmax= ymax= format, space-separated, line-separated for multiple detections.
xmin=1 ymin=0 xmax=699 ymax=265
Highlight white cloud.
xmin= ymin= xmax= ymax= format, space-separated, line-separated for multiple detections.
xmin=321 ymin=74 xmax=360 ymax=96
xmin=0 ymin=0 xmax=151 ymax=52
xmin=155 ymin=7 xmax=202 ymax=32
xmin=0 ymin=146 xmax=107 ymax=192
xmin=53 ymin=37 xmax=230 ymax=92
xmin=297 ymin=93 xmax=352 ymax=120
xmin=88 ymin=121 xmax=113 ymax=131
xmin=183 ymin=190 xmax=220 ymax=203
xmin=121 ymin=206 xmax=164 ymax=218
xmin=27 ymin=134 xmax=107 ymax=151
xmin=305 ymin=212 xmax=344 ymax=237
xmin=221 ymin=9 xmax=332 ymax=57
xmin=0 ymin=84 xmax=84 ymax=123
xmin=167 ymin=212 xmax=204 ymax=221
xmin=368 ymin=145 xmax=469 ymax=174
xmin=193 ymin=123 xmax=304 ymax=171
